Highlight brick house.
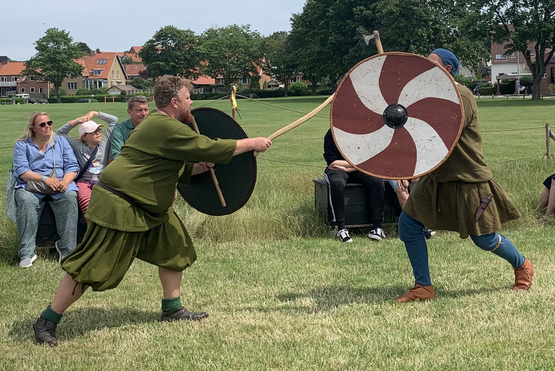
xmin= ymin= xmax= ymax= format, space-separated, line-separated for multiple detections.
xmin=0 ymin=60 xmax=52 ymax=98
xmin=489 ymin=40 xmax=555 ymax=95
xmin=0 ymin=61 xmax=22 ymax=97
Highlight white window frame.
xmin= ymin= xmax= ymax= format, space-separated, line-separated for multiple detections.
xmin=67 ymin=82 xmax=77 ymax=90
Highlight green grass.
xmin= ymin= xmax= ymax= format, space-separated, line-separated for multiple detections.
xmin=1 ymin=97 xmax=555 ymax=370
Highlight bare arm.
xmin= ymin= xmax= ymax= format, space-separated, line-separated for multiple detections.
xmin=328 ymin=160 xmax=356 ymax=172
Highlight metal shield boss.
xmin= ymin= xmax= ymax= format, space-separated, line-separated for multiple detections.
xmin=331 ymin=52 xmax=464 ymax=179
xmin=177 ymin=107 xmax=257 ymax=216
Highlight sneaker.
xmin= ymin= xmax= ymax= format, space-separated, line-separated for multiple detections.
xmin=160 ymin=307 xmax=209 ymax=322
xmin=367 ymin=228 xmax=386 ymax=241
xmin=336 ymin=228 xmax=352 ymax=243
xmin=33 ymin=316 xmax=58 ymax=347
xmin=19 ymin=254 xmax=37 ymax=268
xmin=423 ymin=228 xmax=436 ymax=239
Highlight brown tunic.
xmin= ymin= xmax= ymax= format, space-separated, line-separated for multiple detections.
xmin=403 ymin=84 xmax=520 ymax=238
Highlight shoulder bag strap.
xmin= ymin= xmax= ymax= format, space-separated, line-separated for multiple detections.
xmin=74 ymin=145 xmax=99 ymax=182
xmin=49 ymin=142 xmax=57 ymax=177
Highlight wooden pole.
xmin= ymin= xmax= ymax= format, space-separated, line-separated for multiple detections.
xmin=191 ymin=117 xmax=227 ymax=207
xmin=546 ymin=123 xmax=553 ymax=159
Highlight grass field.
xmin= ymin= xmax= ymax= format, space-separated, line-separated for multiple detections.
xmin=1 ymin=96 xmax=555 ymax=370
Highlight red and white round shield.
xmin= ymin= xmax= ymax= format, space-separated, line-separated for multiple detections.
xmin=331 ymin=52 xmax=464 ymax=179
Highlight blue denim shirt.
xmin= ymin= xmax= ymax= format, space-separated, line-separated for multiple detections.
xmin=13 ymin=136 xmax=79 ymax=199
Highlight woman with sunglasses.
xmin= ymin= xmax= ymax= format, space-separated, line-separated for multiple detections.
xmin=56 ymin=110 xmax=117 ymax=217
xmin=12 ymin=111 xmax=80 ymax=268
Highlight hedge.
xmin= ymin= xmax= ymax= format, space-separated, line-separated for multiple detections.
xmin=478 ymin=86 xmax=496 ymax=95
xmin=0 ymin=98 xmax=26 ymax=104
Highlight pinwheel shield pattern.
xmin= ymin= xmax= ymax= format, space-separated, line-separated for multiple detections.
xmin=331 ymin=52 xmax=464 ymax=179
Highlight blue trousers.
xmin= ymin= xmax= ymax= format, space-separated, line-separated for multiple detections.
xmin=398 ymin=211 xmax=525 ymax=286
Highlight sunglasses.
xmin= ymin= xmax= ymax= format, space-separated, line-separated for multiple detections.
xmin=38 ymin=121 xmax=53 ymax=128
xmin=87 ymin=128 xmax=102 ymax=135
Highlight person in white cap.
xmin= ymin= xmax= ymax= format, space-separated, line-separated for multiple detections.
xmin=56 ymin=111 xmax=117 ymax=215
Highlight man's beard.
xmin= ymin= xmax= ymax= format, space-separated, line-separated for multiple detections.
xmin=178 ymin=109 xmax=194 ymax=124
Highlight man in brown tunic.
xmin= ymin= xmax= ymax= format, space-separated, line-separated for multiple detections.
xmin=33 ymin=75 xmax=272 ymax=346
xmin=395 ymin=49 xmax=534 ymax=303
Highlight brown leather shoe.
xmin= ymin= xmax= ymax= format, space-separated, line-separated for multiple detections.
xmin=395 ymin=284 xmax=436 ymax=303
xmin=513 ymin=258 xmax=534 ymax=291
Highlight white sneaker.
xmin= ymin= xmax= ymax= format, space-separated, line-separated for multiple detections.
xmin=19 ymin=254 xmax=37 ymax=268
xmin=423 ymin=228 xmax=437 ymax=239
xmin=337 ymin=228 xmax=353 ymax=243
xmin=367 ymin=228 xmax=386 ymax=241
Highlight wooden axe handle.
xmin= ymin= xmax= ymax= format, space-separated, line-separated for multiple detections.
xmin=268 ymin=93 xmax=335 ymax=141
xmin=372 ymin=30 xmax=384 ymax=54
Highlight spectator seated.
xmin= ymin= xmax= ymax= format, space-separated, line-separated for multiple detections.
xmin=314 ymin=179 xmax=403 ymax=228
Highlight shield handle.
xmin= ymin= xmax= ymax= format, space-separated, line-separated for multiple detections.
xmin=191 ymin=117 xmax=227 ymax=207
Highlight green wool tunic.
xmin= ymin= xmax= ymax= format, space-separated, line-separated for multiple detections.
xmin=403 ymin=84 xmax=520 ymax=238
xmin=62 ymin=110 xmax=237 ymax=290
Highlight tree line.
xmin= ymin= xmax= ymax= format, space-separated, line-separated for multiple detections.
xmin=22 ymin=0 xmax=555 ymax=101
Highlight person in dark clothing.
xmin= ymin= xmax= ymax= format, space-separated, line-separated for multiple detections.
xmin=323 ymin=129 xmax=385 ymax=242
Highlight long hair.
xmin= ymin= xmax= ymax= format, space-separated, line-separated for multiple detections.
xmin=16 ymin=111 xmax=54 ymax=144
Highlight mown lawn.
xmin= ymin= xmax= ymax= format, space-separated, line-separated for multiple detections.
xmin=1 ymin=96 xmax=555 ymax=370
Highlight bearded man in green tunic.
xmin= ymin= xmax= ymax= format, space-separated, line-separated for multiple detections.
xmin=395 ymin=49 xmax=534 ymax=303
xmin=33 ymin=75 xmax=272 ymax=346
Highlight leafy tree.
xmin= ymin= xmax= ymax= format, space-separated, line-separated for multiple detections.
xmin=261 ymin=32 xmax=298 ymax=96
xmin=76 ymin=42 xmax=92 ymax=54
xmin=22 ymin=28 xmax=86 ymax=103
xmin=129 ymin=77 xmax=152 ymax=90
xmin=75 ymin=88 xmax=91 ymax=95
xmin=199 ymin=24 xmax=263 ymax=91
xmin=288 ymin=0 xmax=489 ymax=91
xmin=120 ymin=56 xmax=133 ymax=65
xmin=140 ymin=26 xmax=201 ymax=80
xmin=472 ymin=0 xmax=555 ymax=99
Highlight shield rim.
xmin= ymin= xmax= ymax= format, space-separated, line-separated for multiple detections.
xmin=330 ymin=51 xmax=464 ymax=180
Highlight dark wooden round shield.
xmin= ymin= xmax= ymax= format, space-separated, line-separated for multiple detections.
xmin=177 ymin=107 xmax=257 ymax=216
xmin=331 ymin=52 xmax=464 ymax=179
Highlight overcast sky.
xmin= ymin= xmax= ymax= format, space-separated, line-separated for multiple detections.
xmin=3 ymin=0 xmax=306 ymax=61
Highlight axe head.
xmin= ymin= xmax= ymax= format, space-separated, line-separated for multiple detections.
xmin=363 ymin=32 xmax=380 ymax=46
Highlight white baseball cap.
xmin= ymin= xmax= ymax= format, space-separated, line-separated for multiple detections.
xmin=78 ymin=121 xmax=104 ymax=137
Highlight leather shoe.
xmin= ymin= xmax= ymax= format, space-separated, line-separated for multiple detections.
xmin=161 ymin=306 xmax=209 ymax=322
xmin=395 ymin=284 xmax=436 ymax=303
xmin=33 ymin=316 xmax=58 ymax=347
xmin=513 ymin=258 xmax=534 ymax=291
